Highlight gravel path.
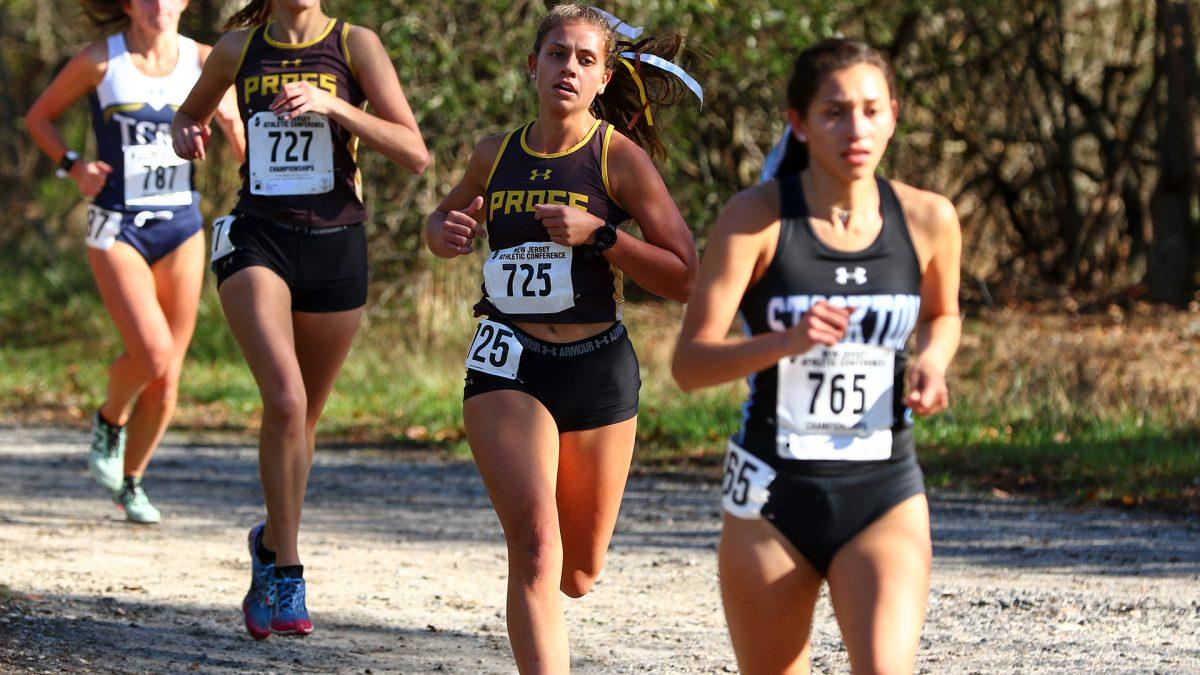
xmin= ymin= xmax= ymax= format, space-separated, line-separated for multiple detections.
xmin=0 ymin=425 xmax=1197 ymax=673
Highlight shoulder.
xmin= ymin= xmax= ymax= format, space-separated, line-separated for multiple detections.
xmin=717 ymin=181 xmax=781 ymax=237
xmin=59 ymin=39 xmax=109 ymax=88
xmin=465 ymin=130 xmax=516 ymax=179
xmin=211 ymin=28 xmax=255 ymax=61
xmin=342 ymin=24 xmax=384 ymax=54
xmin=605 ymin=127 xmax=650 ymax=166
xmin=889 ymin=179 xmax=960 ymax=242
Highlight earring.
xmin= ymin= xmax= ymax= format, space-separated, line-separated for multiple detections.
xmin=797 ymin=133 xmax=807 ymax=143
xmin=598 ymin=86 xmax=606 ymax=94
xmin=530 ymin=72 xmax=537 ymax=81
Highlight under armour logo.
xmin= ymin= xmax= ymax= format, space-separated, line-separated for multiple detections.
xmin=281 ymin=58 xmax=302 ymax=68
xmin=529 ymin=169 xmax=552 ymax=181
xmin=835 ymin=266 xmax=868 ymax=285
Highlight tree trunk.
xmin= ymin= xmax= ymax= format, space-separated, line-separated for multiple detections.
xmin=1148 ymin=0 xmax=1198 ymax=305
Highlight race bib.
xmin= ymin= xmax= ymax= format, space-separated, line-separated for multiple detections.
xmin=84 ymin=204 xmax=123 ymax=251
xmin=465 ymin=320 xmax=523 ymax=380
xmin=721 ymin=442 xmax=777 ymax=520
xmin=124 ymin=144 xmax=192 ymax=206
xmin=247 ymin=112 xmax=334 ymax=196
xmin=210 ymin=215 xmax=236 ymax=263
xmin=776 ymin=344 xmax=895 ymax=461
xmin=482 ymin=242 xmax=575 ymax=314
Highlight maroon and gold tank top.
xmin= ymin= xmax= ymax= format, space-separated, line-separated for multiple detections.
xmin=473 ymin=120 xmax=632 ymax=324
xmin=233 ymin=19 xmax=366 ymax=227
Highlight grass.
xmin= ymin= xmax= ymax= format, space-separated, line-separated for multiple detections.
xmin=2 ymin=253 xmax=1198 ymax=512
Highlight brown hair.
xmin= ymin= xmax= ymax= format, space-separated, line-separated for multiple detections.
xmin=224 ymin=0 xmax=273 ymax=30
xmin=80 ymin=0 xmax=130 ymax=30
xmin=532 ymin=4 xmax=689 ymax=160
xmin=770 ymin=38 xmax=897 ymax=177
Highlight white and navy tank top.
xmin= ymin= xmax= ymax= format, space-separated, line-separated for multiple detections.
xmin=735 ymin=174 xmax=923 ymax=471
xmin=88 ymin=32 xmax=202 ymax=212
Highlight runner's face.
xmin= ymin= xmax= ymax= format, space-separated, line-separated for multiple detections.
xmin=790 ymin=63 xmax=897 ymax=182
xmin=529 ymin=24 xmax=612 ymax=116
xmin=123 ymin=0 xmax=187 ymax=34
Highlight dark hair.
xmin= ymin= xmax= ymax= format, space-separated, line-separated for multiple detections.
xmin=80 ymin=0 xmax=130 ymax=30
xmin=770 ymin=38 xmax=897 ymax=177
xmin=224 ymin=0 xmax=273 ymax=30
xmin=532 ymin=4 xmax=688 ymax=160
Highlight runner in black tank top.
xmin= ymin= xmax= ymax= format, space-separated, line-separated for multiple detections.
xmin=673 ymin=40 xmax=962 ymax=673
xmin=172 ymin=0 xmax=427 ymax=640
xmin=425 ymin=6 xmax=699 ymax=672
xmin=26 ymin=0 xmax=244 ymax=524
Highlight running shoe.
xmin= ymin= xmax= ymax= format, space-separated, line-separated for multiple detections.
xmin=88 ymin=411 xmax=125 ymax=493
xmin=271 ymin=576 xmax=313 ymax=636
xmin=113 ymin=477 xmax=161 ymax=524
xmin=242 ymin=523 xmax=275 ymax=641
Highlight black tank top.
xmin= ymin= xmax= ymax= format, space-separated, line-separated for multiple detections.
xmin=233 ymin=19 xmax=367 ymax=227
xmin=473 ymin=120 xmax=632 ymax=324
xmin=735 ymin=174 xmax=923 ymax=470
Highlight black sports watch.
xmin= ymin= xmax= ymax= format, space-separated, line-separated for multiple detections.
xmin=593 ymin=222 xmax=618 ymax=251
xmin=55 ymin=150 xmax=80 ymax=178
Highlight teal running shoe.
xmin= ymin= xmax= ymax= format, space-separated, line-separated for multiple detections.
xmin=88 ymin=411 xmax=125 ymax=493
xmin=242 ymin=523 xmax=274 ymax=641
xmin=114 ymin=477 xmax=161 ymax=524
xmin=271 ymin=576 xmax=313 ymax=636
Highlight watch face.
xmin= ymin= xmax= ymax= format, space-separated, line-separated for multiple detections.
xmin=596 ymin=224 xmax=617 ymax=248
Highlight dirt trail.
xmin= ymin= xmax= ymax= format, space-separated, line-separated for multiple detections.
xmin=1 ymin=425 xmax=1197 ymax=673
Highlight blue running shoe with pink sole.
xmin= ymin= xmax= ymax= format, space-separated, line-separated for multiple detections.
xmin=242 ymin=523 xmax=274 ymax=641
xmin=271 ymin=576 xmax=313 ymax=636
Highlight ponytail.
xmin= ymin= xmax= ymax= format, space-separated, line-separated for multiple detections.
xmin=224 ymin=0 xmax=272 ymax=31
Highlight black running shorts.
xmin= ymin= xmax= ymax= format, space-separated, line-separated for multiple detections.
xmin=212 ymin=212 xmax=368 ymax=313
xmin=463 ymin=319 xmax=640 ymax=432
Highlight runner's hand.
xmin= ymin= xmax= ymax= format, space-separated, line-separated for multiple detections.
xmin=70 ymin=161 xmax=113 ymax=198
xmin=270 ymin=81 xmax=338 ymax=121
xmin=438 ymin=196 xmax=486 ymax=256
xmin=906 ymin=359 xmax=949 ymax=415
xmin=785 ymin=301 xmax=850 ymax=353
xmin=535 ymin=204 xmax=604 ymax=247
xmin=172 ymin=120 xmax=211 ymax=161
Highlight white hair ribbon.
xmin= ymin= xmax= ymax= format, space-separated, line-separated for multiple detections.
xmin=760 ymin=126 xmax=792 ymax=183
xmin=618 ymin=51 xmax=704 ymax=107
xmin=591 ymin=7 xmax=644 ymax=40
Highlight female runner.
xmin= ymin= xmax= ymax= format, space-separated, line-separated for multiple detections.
xmin=26 ymin=0 xmax=244 ymax=523
xmin=172 ymin=0 xmax=427 ymax=638
xmin=673 ymin=39 xmax=962 ymax=673
xmin=426 ymin=5 xmax=699 ymax=672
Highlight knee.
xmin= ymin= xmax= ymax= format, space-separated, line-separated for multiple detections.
xmin=131 ymin=338 xmax=175 ymax=382
xmin=140 ymin=366 xmax=182 ymax=407
xmin=507 ymin=519 xmax=562 ymax=590
xmin=261 ymin=387 xmax=307 ymax=434
xmin=560 ymin=563 xmax=603 ymax=599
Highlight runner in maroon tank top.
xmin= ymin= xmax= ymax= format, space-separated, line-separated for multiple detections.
xmin=171 ymin=0 xmax=427 ymax=639
xmin=426 ymin=5 xmax=700 ymax=672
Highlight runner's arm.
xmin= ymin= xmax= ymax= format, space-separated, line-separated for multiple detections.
xmin=424 ymin=134 xmax=503 ymax=258
xmin=329 ymin=26 xmax=427 ymax=173
xmin=197 ymin=42 xmax=247 ymax=164
xmin=24 ymin=42 xmax=112 ymax=196
xmin=599 ymin=133 xmax=698 ymax=302
xmin=906 ymin=195 xmax=962 ymax=415
xmin=671 ymin=185 xmax=849 ymax=391
xmin=174 ymin=30 xmax=248 ymax=161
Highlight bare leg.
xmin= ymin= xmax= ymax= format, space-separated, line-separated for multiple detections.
xmin=87 ymin=242 xmax=174 ymax=429
xmin=826 ymin=494 xmax=931 ymax=675
xmin=218 ymin=267 xmax=308 ymax=566
xmin=122 ymin=231 xmax=205 ymax=477
xmin=465 ymin=390 xmax=568 ymax=675
xmin=719 ymin=513 xmax=824 ymax=674
xmin=555 ymin=416 xmax=637 ymax=597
